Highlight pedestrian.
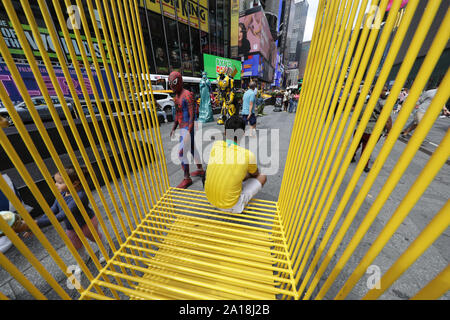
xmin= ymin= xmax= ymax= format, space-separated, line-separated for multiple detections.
xmin=283 ymin=90 xmax=289 ymax=112
xmin=394 ymin=87 xmax=409 ymax=114
xmin=440 ymin=104 xmax=450 ymax=118
xmin=22 ymin=166 xmax=110 ymax=269
xmin=241 ymin=81 xmax=257 ymax=137
xmin=0 ymin=173 xmax=32 ymax=253
xmin=401 ymin=83 xmax=438 ymax=137
xmin=169 ymin=71 xmax=205 ymax=189
xmin=204 ymin=115 xmax=267 ymax=214
xmin=288 ymin=90 xmax=295 ymax=113
xmin=352 ymin=85 xmax=392 ymax=172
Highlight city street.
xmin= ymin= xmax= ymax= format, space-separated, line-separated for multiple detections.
xmin=1 ymin=105 xmax=448 ymax=300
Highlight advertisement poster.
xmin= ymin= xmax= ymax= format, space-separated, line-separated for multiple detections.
xmin=203 ymin=54 xmax=242 ymax=80
xmin=0 ymin=19 xmax=110 ymax=63
xmin=139 ymin=0 xmax=209 ymax=32
xmin=238 ymin=7 xmax=273 ymax=61
xmin=0 ymin=63 xmax=116 ymax=104
xmin=230 ymin=0 xmax=240 ymax=57
xmin=242 ymin=54 xmax=261 ymax=78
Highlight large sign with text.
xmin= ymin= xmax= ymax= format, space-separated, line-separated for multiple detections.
xmin=0 ymin=19 xmax=111 ymax=63
xmin=0 ymin=63 xmax=116 ymax=104
xmin=203 ymin=54 xmax=242 ymax=80
xmin=139 ymin=0 xmax=209 ymax=32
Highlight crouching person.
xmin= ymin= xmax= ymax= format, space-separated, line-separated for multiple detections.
xmin=205 ymin=115 xmax=267 ymax=213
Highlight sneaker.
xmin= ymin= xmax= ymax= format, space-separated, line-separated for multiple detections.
xmin=351 ymin=157 xmax=356 ymax=163
xmin=191 ymin=170 xmax=205 ymax=177
xmin=176 ymin=178 xmax=193 ymax=189
xmin=364 ymin=167 xmax=370 ymax=173
xmin=440 ymin=115 xmax=446 ymax=118
xmin=99 ymin=253 xmax=107 ymax=264
xmin=0 ymin=236 xmax=13 ymax=254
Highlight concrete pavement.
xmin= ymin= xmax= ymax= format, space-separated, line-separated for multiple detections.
xmin=1 ymin=106 xmax=448 ymax=300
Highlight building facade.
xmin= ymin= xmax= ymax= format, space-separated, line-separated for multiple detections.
xmin=0 ymin=0 xmax=233 ymax=79
xmin=281 ymin=0 xmax=308 ymax=88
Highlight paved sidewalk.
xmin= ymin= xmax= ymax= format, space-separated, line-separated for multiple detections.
xmin=1 ymin=107 xmax=448 ymax=300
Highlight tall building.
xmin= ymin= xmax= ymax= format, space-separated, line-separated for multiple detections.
xmin=281 ymin=0 xmax=308 ymax=87
xmin=298 ymin=40 xmax=310 ymax=80
xmin=0 ymin=0 xmax=234 ymax=80
xmin=236 ymin=2 xmax=279 ymax=87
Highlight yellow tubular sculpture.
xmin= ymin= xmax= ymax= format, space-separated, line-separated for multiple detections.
xmin=0 ymin=0 xmax=448 ymax=300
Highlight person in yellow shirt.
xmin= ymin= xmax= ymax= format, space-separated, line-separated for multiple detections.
xmin=205 ymin=115 xmax=267 ymax=213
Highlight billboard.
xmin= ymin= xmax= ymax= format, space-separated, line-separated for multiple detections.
xmin=230 ymin=0 xmax=240 ymax=57
xmin=0 ymin=19 xmax=110 ymax=63
xmin=242 ymin=54 xmax=262 ymax=78
xmin=139 ymin=0 xmax=209 ymax=32
xmin=238 ymin=7 xmax=274 ymax=61
xmin=203 ymin=54 xmax=242 ymax=80
xmin=0 ymin=63 xmax=116 ymax=104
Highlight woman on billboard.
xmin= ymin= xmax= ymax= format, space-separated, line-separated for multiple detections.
xmin=238 ymin=23 xmax=251 ymax=56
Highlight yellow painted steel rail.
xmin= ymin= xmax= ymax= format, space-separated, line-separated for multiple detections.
xmin=0 ymin=0 xmax=449 ymax=300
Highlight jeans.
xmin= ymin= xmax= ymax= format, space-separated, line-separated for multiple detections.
xmin=288 ymin=99 xmax=296 ymax=113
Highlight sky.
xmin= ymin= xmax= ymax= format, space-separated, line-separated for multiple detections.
xmin=303 ymin=0 xmax=319 ymax=42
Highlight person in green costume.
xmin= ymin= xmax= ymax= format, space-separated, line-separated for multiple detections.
xmin=198 ymin=71 xmax=214 ymax=123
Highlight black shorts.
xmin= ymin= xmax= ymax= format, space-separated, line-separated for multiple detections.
xmin=242 ymin=113 xmax=256 ymax=126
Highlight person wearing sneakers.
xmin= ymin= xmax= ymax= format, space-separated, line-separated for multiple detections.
xmin=205 ymin=115 xmax=267 ymax=214
xmin=241 ymin=82 xmax=257 ymax=137
xmin=169 ymin=71 xmax=204 ymax=189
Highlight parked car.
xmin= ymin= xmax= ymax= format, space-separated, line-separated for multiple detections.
xmin=130 ymin=91 xmax=175 ymax=120
xmin=0 ymin=96 xmax=75 ymax=126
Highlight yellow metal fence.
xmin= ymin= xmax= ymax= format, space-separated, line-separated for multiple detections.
xmin=0 ymin=0 xmax=448 ymax=300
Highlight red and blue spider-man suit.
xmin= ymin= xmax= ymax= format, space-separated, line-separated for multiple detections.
xmin=169 ymin=71 xmax=204 ymax=189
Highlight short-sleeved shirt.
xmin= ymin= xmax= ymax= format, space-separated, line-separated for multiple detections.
xmin=242 ymin=89 xmax=256 ymax=115
xmin=417 ymin=89 xmax=437 ymax=114
xmin=205 ymin=141 xmax=258 ymax=209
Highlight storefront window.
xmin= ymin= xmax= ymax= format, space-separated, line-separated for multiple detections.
xmin=201 ymin=30 xmax=210 ymax=55
xmin=148 ymin=12 xmax=169 ymax=74
xmin=140 ymin=8 xmax=156 ymax=74
xmin=208 ymin=0 xmax=217 ymax=56
xmin=165 ymin=18 xmax=181 ymax=72
xmin=191 ymin=28 xmax=202 ymax=77
xmin=179 ymin=23 xmax=193 ymax=76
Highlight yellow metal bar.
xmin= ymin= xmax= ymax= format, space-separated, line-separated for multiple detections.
xmin=284 ymin=0 xmax=367 ymax=255
xmin=75 ymin=0 xmax=155 ymax=228
xmin=0 ymin=291 xmax=9 ymax=300
xmin=53 ymin=0 xmax=147 ymax=227
xmin=111 ymin=0 xmax=158 ymax=208
xmin=94 ymin=0 xmax=161 ymax=216
xmin=363 ymin=200 xmax=450 ymax=300
xmin=0 ymin=252 xmax=47 ymax=300
xmin=280 ymin=0 xmax=341 ymax=223
xmin=290 ymin=0 xmax=386 ymax=290
xmin=17 ymin=0 xmax=122 ymax=254
xmin=307 ymin=0 xmax=442 ymax=299
xmin=0 ymin=174 xmax=84 ymax=295
xmin=128 ymin=0 xmax=170 ymax=194
xmin=411 ymin=265 xmax=450 ymax=300
xmin=122 ymin=244 xmax=292 ymax=285
xmin=0 ymin=218 xmax=70 ymax=299
xmin=318 ymin=58 xmax=450 ymax=299
xmin=336 ymin=128 xmax=450 ymax=299
xmin=294 ymin=0 xmax=400 ymax=296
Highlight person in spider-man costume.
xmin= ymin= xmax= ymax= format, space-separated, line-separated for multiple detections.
xmin=169 ymin=71 xmax=204 ymax=189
